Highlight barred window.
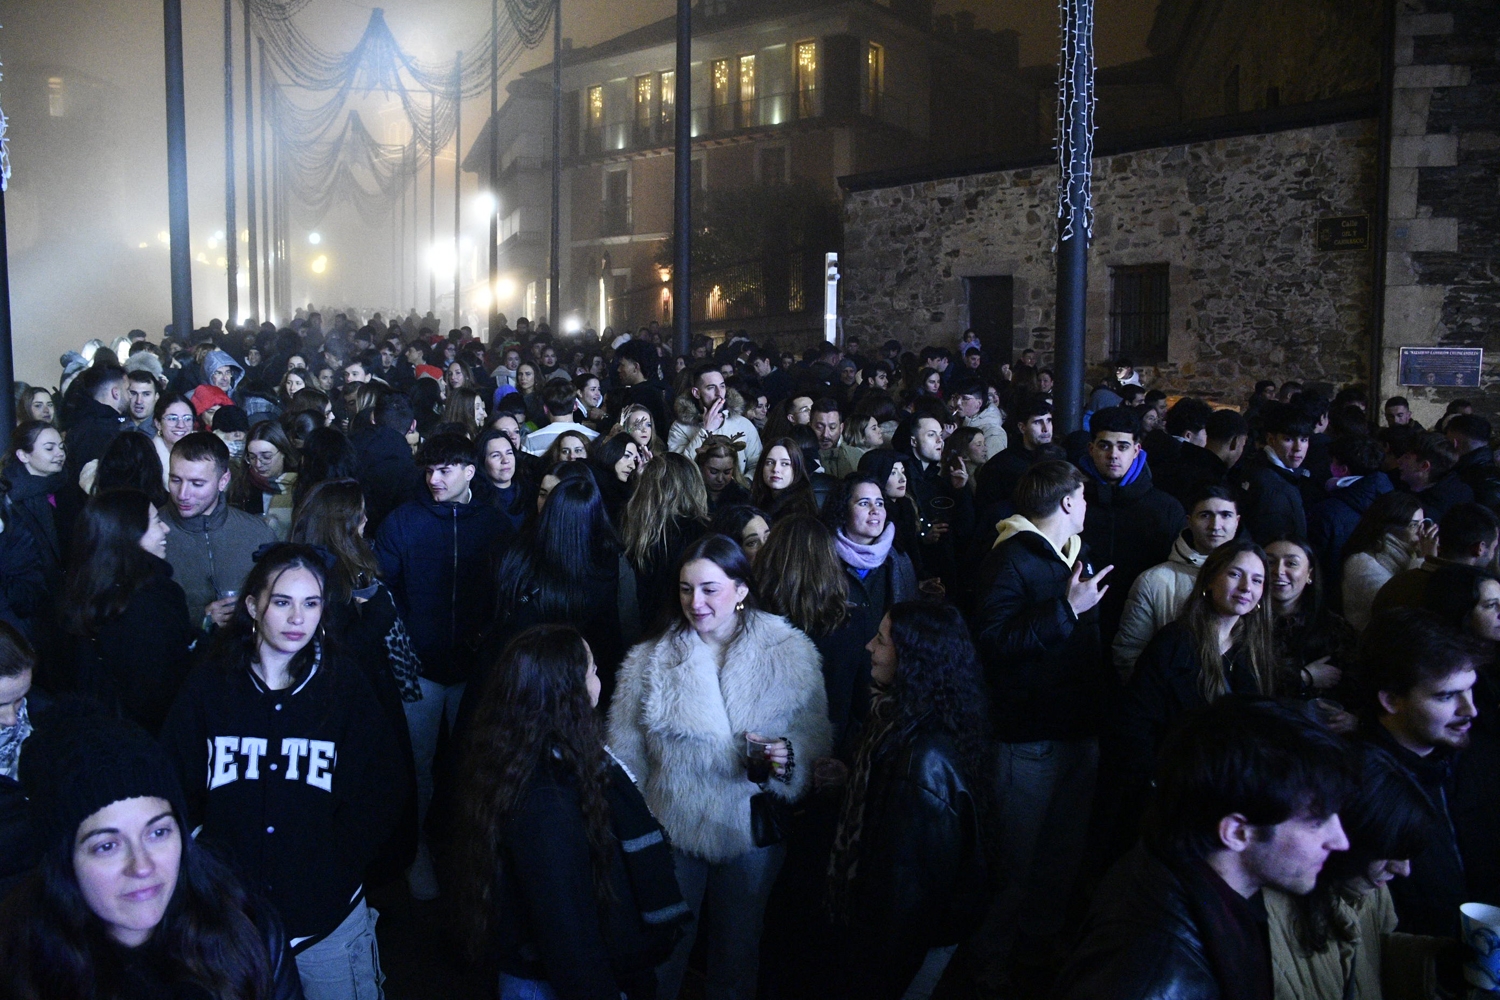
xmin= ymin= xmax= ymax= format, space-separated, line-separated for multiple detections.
xmin=1109 ymin=264 xmax=1170 ymax=365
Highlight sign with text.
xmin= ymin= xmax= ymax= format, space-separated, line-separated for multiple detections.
xmin=1315 ymin=215 xmax=1370 ymax=251
xmin=1399 ymin=346 xmax=1483 ymax=387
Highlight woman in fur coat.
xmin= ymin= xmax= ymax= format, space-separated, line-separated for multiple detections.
xmin=609 ymin=533 xmax=832 ymax=1000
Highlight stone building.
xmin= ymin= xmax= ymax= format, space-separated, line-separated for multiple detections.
xmin=839 ymin=0 xmax=1497 ymax=417
xmin=840 ymin=100 xmax=1379 ymax=404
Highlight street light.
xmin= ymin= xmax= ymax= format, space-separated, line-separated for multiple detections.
xmin=311 ymin=255 xmax=328 ymax=274
xmin=308 ymin=232 xmax=322 ymax=245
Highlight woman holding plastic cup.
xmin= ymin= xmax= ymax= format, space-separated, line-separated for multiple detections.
xmin=609 ymin=534 xmax=831 ymax=1000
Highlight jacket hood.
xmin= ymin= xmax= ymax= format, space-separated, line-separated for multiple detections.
xmin=1079 ymin=452 xmax=1157 ymax=503
xmin=202 ymin=350 xmax=244 ymax=393
xmin=993 ymin=513 xmax=1082 ymax=566
xmin=1169 ymin=531 xmax=1208 ymax=570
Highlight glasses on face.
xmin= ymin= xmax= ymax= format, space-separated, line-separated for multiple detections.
xmin=163 ymin=415 xmax=195 ymax=425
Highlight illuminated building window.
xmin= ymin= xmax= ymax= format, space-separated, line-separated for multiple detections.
xmin=635 ymin=74 xmax=653 ymax=129
xmin=48 ymin=76 xmax=66 ymax=117
xmin=712 ymin=59 xmax=732 ymax=131
xmin=795 ymin=41 xmax=817 ymax=118
xmin=659 ymin=70 xmax=675 ymax=128
xmin=866 ymin=43 xmax=884 ymax=115
xmin=587 ymin=85 xmax=604 ymax=128
xmin=739 ymin=54 xmax=756 ymax=112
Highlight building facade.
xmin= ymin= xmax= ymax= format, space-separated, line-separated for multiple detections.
xmin=465 ymin=0 xmax=1037 ymax=341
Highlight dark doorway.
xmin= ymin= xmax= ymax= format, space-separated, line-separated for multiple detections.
xmin=965 ymin=276 xmax=1014 ymax=363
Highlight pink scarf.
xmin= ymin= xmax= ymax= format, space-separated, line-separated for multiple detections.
xmin=835 ymin=523 xmax=895 ymax=571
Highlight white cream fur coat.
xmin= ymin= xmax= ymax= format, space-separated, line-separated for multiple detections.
xmin=607 ymin=610 xmax=832 ymax=862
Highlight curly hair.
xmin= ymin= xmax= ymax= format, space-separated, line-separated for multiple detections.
xmin=453 ymin=625 xmax=612 ymax=959
xmin=883 ymin=601 xmax=994 ymax=820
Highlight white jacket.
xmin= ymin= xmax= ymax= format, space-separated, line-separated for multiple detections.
xmin=1112 ymin=533 xmax=1208 ymax=674
xmin=1342 ymin=534 xmax=1422 ymax=631
xmin=667 ymin=392 xmax=763 ymax=473
xmin=965 ymin=404 xmax=1008 ymax=462
xmin=607 ymin=610 xmax=831 ymax=862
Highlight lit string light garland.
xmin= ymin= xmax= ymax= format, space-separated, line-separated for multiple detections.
xmin=0 ymin=43 xmax=10 ymax=193
xmin=1055 ymin=0 xmax=1095 ymax=242
xmin=246 ymin=0 xmax=554 ymax=223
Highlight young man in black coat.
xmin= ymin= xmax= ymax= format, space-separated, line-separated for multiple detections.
xmin=1077 ymin=407 xmax=1185 ymax=648
xmin=1359 ymin=609 xmax=1484 ymax=937
xmin=1058 ymin=698 xmax=1353 ymax=1000
xmin=974 ymin=395 xmax=1054 ymax=511
xmin=1236 ymin=400 xmax=1318 ymax=545
xmin=373 ymin=432 xmax=510 ymax=900
xmin=971 ymin=460 xmax=1113 ymax=994
xmin=1144 ymin=397 xmax=1214 ymax=507
xmin=62 ymin=365 xmax=128 ymax=489
xmin=1446 ymin=414 xmax=1500 ymax=514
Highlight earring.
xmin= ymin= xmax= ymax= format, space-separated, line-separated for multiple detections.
xmin=735 ymin=600 xmax=746 ymax=613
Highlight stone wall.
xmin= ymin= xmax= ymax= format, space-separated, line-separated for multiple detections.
xmin=841 ymin=116 xmax=1379 ymax=403
xmin=1378 ymin=0 xmax=1500 ymax=427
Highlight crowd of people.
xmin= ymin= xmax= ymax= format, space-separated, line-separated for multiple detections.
xmin=0 ymin=307 xmax=1497 ymax=1000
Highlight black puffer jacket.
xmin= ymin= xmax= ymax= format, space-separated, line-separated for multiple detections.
xmin=1 ymin=464 xmax=65 ymax=584
xmin=1079 ymin=459 xmax=1185 ymax=645
xmin=1055 ymin=846 xmax=1227 ymax=1000
xmin=352 ymin=424 xmax=423 ymax=535
xmin=1455 ymin=446 xmax=1500 ymax=514
xmin=66 ymin=560 xmax=195 ymax=736
xmin=1236 ymin=449 xmax=1313 ymax=545
xmin=975 ymin=526 xmax=1107 ymax=742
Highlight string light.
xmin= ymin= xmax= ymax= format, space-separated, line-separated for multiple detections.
xmin=1055 ymin=0 xmax=1096 ymax=243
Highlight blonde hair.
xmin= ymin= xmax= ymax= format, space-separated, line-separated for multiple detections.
xmin=621 ymin=452 xmax=708 ymax=566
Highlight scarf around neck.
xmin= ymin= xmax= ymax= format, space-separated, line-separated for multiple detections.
xmin=835 ymin=522 xmax=895 ymax=571
xmin=0 ymin=698 xmax=32 ymax=781
xmin=827 ymin=683 xmax=901 ymax=921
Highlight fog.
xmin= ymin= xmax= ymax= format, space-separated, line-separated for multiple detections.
xmin=1 ymin=0 xmax=1150 ymax=386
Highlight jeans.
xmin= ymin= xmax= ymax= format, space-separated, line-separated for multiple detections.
xmin=970 ymin=738 xmax=1098 ymax=981
xmin=657 ymin=844 xmax=786 ymax=1000
xmin=498 ymin=975 xmax=560 ymax=1000
xmin=294 ymin=899 xmax=384 ymax=1000
xmin=402 ymin=677 xmax=465 ymax=897
xmin=902 ymin=945 xmax=957 ymax=1000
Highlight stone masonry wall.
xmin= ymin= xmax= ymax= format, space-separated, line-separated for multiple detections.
xmin=1378 ymin=0 xmax=1500 ymax=427
xmin=842 ymin=119 xmax=1378 ymax=404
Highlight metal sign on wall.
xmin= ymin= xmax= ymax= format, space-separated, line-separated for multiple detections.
xmin=1315 ymin=215 xmax=1370 ymax=251
xmin=1399 ymin=346 xmax=1483 ymax=387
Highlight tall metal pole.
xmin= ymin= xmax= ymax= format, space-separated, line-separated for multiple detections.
xmin=244 ymin=1 xmax=259 ymax=324
xmin=488 ymin=0 xmax=500 ymax=340
xmin=222 ymin=0 xmax=238 ymax=327
xmin=453 ymin=52 xmax=463 ymax=332
xmin=671 ymin=0 xmax=691 ymax=357
xmin=399 ymin=149 xmax=407 ymax=312
xmin=548 ymin=0 xmax=562 ymax=332
xmin=259 ymin=42 xmax=272 ymax=322
xmin=0 ymin=188 xmax=16 ymax=457
xmin=164 ymin=0 xmax=195 ymax=341
xmin=428 ymin=91 xmax=437 ymax=318
xmin=1053 ymin=0 xmax=1094 ymax=433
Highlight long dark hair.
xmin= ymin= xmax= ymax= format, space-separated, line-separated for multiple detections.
xmin=0 ymin=817 xmax=275 ymax=1000
xmin=1178 ymin=540 xmax=1280 ymax=701
xmin=289 ymin=478 xmax=382 ymax=603
xmin=454 ymin=625 xmax=612 ymax=959
xmin=750 ymin=436 xmax=818 ymax=520
xmin=1343 ymin=491 xmax=1421 ymax=562
xmin=668 ymin=533 xmax=758 ymax=636
xmin=63 ymin=489 xmax=162 ymax=637
xmin=495 ymin=475 xmax=621 ymax=622
xmin=755 ymin=515 xmax=848 ymax=637
xmin=92 ymin=431 xmax=168 ymax=507
xmin=209 ymin=544 xmax=330 ymax=688
xmin=292 ymin=427 xmax=356 ymax=514
xmin=1289 ymin=744 xmax=1435 ymax=954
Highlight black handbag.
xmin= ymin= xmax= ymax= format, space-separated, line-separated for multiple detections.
xmin=750 ymin=788 xmax=793 ymax=847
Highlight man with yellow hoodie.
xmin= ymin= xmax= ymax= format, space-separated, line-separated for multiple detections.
xmin=970 ymin=459 xmax=1114 ymax=996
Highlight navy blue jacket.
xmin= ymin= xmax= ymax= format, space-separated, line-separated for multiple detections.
xmin=1307 ymin=473 xmax=1393 ymax=589
xmin=1236 ymin=449 xmax=1315 ymax=545
xmin=353 ymin=425 xmax=424 ymax=535
xmin=374 ymin=492 xmax=509 ymax=684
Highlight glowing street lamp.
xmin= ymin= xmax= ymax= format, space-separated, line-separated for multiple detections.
xmin=311 ymin=255 xmax=328 ymax=275
xmin=308 ymin=232 xmax=322 ymax=245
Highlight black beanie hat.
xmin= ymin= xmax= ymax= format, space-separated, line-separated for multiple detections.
xmin=20 ymin=701 xmax=188 ymax=854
